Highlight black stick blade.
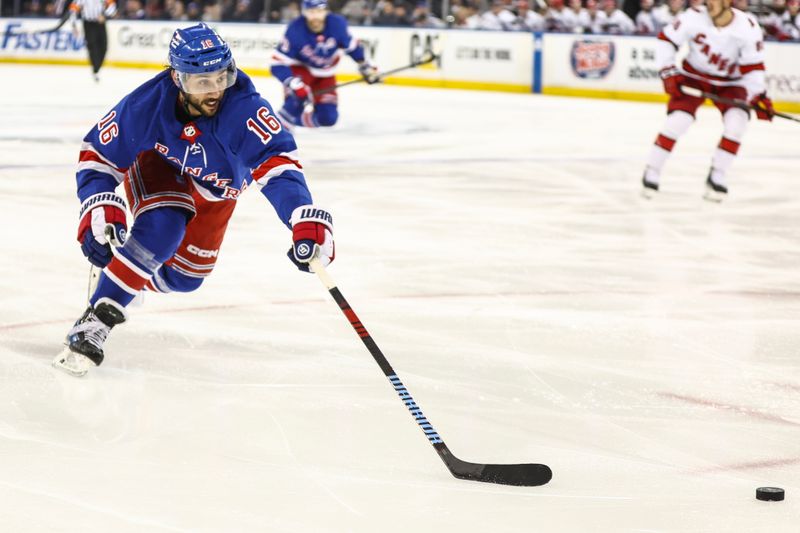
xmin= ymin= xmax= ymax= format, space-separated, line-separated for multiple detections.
xmin=473 ymin=463 xmax=553 ymax=487
xmin=440 ymin=449 xmax=552 ymax=486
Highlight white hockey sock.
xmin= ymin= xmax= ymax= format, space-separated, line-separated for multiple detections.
xmin=710 ymin=108 xmax=748 ymax=187
xmin=645 ymin=111 xmax=694 ymax=184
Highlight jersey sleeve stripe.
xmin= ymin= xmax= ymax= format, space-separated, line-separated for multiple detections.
xmin=657 ymin=31 xmax=678 ymax=50
xmin=251 ymin=155 xmax=303 ymax=184
xmin=345 ymin=38 xmax=359 ymax=53
xmin=739 ymin=62 xmax=765 ymax=74
xmin=78 ymin=160 xmax=125 ymax=182
xmin=79 ymin=142 xmax=126 ymax=180
xmin=271 ymin=51 xmax=302 ymax=67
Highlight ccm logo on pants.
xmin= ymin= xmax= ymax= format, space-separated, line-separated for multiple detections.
xmin=187 ymin=244 xmax=219 ymax=258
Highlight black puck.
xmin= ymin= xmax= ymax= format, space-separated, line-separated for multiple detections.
xmin=756 ymin=487 xmax=785 ymax=501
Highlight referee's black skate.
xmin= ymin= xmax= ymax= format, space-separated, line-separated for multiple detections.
xmin=53 ymin=299 xmax=127 ymax=377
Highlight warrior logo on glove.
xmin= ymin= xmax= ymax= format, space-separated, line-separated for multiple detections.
xmin=288 ymin=205 xmax=335 ymax=272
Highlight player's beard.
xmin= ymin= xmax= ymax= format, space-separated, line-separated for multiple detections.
xmin=183 ymin=91 xmax=224 ymax=118
xmin=307 ymin=19 xmax=324 ymax=32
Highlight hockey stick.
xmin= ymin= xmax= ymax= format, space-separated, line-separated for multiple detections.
xmin=86 ymin=224 xmax=125 ymax=303
xmin=312 ymin=52 xmax=439 ymax=97
xmin=681 ymin=86 xmax=800 ymax=123
xmin=308 ymin=257 xmax=553 ymax=487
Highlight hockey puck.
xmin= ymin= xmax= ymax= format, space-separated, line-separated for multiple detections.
xmin=756 ymin=487 xmax=785 ymax=501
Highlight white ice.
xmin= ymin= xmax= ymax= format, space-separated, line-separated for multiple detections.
xmin=1 ymin=64 xmax=799 ymax=532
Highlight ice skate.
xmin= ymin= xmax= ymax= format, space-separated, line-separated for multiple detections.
xmin=641 ymin=172 xmax=659 ymax=199
xmin=53 ymin=299 xmax=126 ymax=377
xmin=703 ymin=170 xmax=728 ymax=203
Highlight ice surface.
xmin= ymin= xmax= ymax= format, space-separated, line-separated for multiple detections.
xmin=1 ymin=64 xmax=799 ymax=532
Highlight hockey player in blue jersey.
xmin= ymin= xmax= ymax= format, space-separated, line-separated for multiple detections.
xmin=54 ymin=23 xmax=335 ymax=376
xmin=271 ymin=0 xmax=379 ymax=129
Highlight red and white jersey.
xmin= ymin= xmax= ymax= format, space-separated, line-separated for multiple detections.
xmin=656 ymin=7 xmax=766 ymax=99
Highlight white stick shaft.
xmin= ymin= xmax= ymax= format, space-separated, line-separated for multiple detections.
xmin=309 ymin=257 xmax=336 ymax=290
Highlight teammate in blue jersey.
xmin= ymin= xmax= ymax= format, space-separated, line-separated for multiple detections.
xmin=271 ymin=0 xmax=379 ymax=129
xmin=54 ymin=23 xmax=336 ymax=377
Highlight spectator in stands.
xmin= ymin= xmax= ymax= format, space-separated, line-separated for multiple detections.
xmin=412 ymin=1 xmax=446 ymax=27
xmin=592 ymin=0 xmax=634 ymax=33
xmin=341 ymin=0 xmax=371 ymax=25
xmin=372 ymin=0 xmax=398 ymax=25
xmin=203 ymin=0 xmax=222 ymax=20
xmin=761 ymin=0 xmax=799 ymax=39
xmin=281 ymin=0 xmax=300 ymax=21
xmin=144 ymin=0 xmax=164 ymax=19
xmin=479 ymin=0 xmax=516 ymax=30
xmin=546 ymin=0 xmax=579 ymax=31
xmin=393 ymin=2 xmax=412 ymax=25
xmin=124 ymin=0 xmax=146 ymax=18
xmin=788 ymin=0 xmax=800 ymax=39
xmin=227 ymin=0 xmax=257 ymax=21
xmin=653 ymin=0 xmax=683 ymax=26
xmin=511 ymin=0 xmax=545 ymax=30
xmin=568 ymin=0 xmax=591 ymax=32
xmin=186 ymin=1 xmax=202 ymax=19
xmin=168 ymin=0 xmax=189 ymax=20
xmin=451 ymin=3 xmax=481 ymax=27
xmin=635 ymin=0 xmax=660 ymax=34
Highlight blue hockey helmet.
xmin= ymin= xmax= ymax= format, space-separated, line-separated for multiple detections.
xmin=168 ymin=23 xmax=237 ymax=94
xmin=302 ymin=0 xmax=328 ymax=10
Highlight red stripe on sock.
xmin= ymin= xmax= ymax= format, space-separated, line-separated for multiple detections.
xmin=655 ymin=134 xmax=676 ymax=152
xmin=718 ymin=137 xmax=740 ymax=155
xmin=106 ymin=257 xmax=149 ymax=292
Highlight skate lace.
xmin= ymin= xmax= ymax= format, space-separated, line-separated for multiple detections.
xmin=77 ymin=314 xmax=110 ymax=350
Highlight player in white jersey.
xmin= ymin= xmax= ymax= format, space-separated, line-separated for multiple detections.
xmin=641 ymin=0 xmax=775 ymax=201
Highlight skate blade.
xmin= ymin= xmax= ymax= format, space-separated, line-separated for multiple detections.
xmin=703 ymin=188 xmax=727 ymax=203
xmin=641 ymin=187 xmax=658 ymax=200
xmin=52 ymin=346 xmax=96 ymax=377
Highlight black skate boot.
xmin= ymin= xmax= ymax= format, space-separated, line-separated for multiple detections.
xmin=703 ymin=169 xmax=728 ymax=202
xmin=53 ymin=300 xmax=127 ymax=377
xmin=641 ymin=172 xmax=659 ymax=199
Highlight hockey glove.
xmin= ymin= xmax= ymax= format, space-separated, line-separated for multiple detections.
xmin=285 ymin=77 xmax=312 ymax=103
xmin=77 ymin=192 xmax=128 ymax=267
xmin=659 ymin=67 xmax=686 ymax=99
xmin=751 ymin=93 xmax=774 ymax=121
xmin=288 ymin=205 xmax=334 ymax=273
xmin=358 ymin=62 xmax=380 ymax=85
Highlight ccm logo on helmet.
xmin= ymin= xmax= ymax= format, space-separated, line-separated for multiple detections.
xmin=187 ymin=244 xmax=219 ymax=258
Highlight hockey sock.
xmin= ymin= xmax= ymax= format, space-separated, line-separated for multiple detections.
xmin=644 ymin=110 xmax=694 ymax=184
xmin=710 ymin=108 xmax=748 ymax=186
xmin=90 ymin=208 xmax=188 ymax=308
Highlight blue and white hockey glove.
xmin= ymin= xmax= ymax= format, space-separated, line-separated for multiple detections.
xmin=288 ymin=205 xmax=334 ymax=273
xmin=358 ymin=62 xmax=380 ymax=85
xmin=77 ymin=192 xmax=128 ymax=267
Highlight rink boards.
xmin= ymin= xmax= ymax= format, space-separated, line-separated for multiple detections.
xmin=1 ymin=18 xmax=798 ymax=110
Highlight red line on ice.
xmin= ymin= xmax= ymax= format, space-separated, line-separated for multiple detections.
xmin=658 ymin=391 xmax=800 ymax=427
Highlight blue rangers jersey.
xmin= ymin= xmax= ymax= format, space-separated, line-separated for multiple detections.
xmin=77 ymin=69 xmax=312 ymax=227
xmin=271 ymin=13 xmax=366 ymax=81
